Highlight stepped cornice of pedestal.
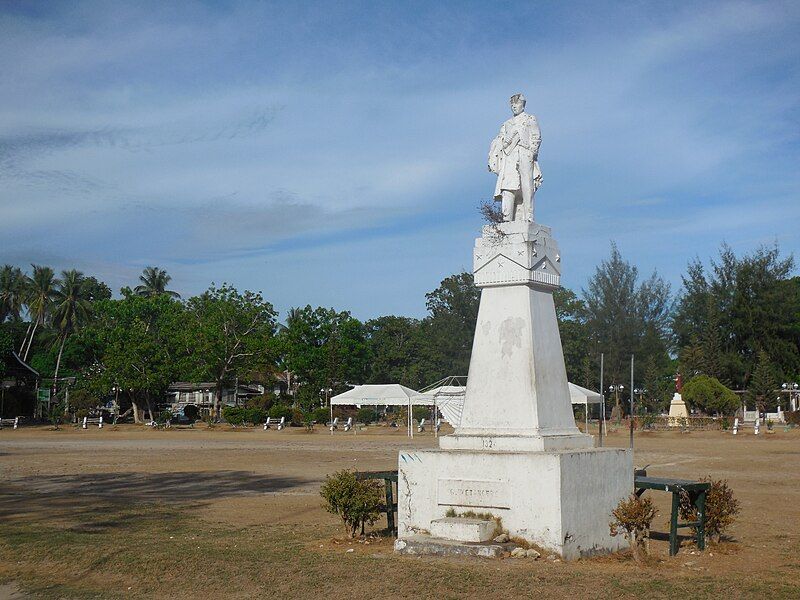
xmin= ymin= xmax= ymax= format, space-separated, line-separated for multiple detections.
xmin=474 ymin=221 xmax=561 ymax=289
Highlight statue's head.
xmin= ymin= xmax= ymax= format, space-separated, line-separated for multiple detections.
xmin=509 ymin=93 xmax=526 ymax=116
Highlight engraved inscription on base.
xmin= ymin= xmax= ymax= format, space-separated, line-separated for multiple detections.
xmin=437 ymin=478 xmax=512 ymax=509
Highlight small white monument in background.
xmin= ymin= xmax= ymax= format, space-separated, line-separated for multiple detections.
xmin=668 ymin=373 xmax=689 ymax=426
xmin=395 ymin=95 xmax=632 ymax=560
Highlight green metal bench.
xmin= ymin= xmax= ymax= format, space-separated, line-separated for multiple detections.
xmin=634 ymin=475 xmax=710 ymax=556
xmin=355 ymin=470 xmax=398 ymax=534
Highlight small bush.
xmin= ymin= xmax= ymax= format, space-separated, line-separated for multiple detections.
xmin=222 ymin=406 xmax=246 ymax=426
xmin=311 ymin=407 xmax=330 ymax=424
xmin=610 ymin=494 xmax=657 ymax=562
xmin=679 ymin=478 xmax=740 ymax=543
xmin=640 ymin=413 xmax=657 ymax=430
xmin=412 ymin=406 xmax=429 ymax=422
xmin=682 ymin=375 xmax=739 ymax=416
xmin=291 ymin=408 xmax=305 ymax=426
xmin=245 ymin=407 xmax=266 ymax=425
xmin=357 ymin=407 xmax=375 ymax=425
xmin=268 ymin=404 xmax=293 ymax=421
xmin=785 ymin=411 xmax=800 ymax=426
xmin=320 ymin=470 xmax=384 ymax=537
xmin=48 ymin=402 xmax=65 ymax=430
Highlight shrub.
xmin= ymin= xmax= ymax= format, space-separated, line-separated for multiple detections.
xmin=222 ymin=406 xmax=246 ymax=426
xmin=245 ymin=393 xmax=273 ymax=413
xmin=320 ymin=470 xmax=384 ymax=538
xmin=245 ymin=407 xmax=266 ymax=425
xmin=311 ymin=407 xmax=330 ymax=424
xmin=682 ymin=375 xmax=739 ymax=416
xmin=412 ymin=406 xmax=430 ymax=422
xmin=640 ymin=413 xmax=657 ymax=430
xmin=154 ymin=410 xmax=172 ymax=429
xmin=610 ymin=494 xmax=657 ymax=562
xmin=679 ymin=478 xmax=740 ymax=543
xmin=268 ymin=404 xmax=294 ymax=421
xmin=291 ymin=408 xmax=305 ymax=426
xmin=48 ymin=402 xmax=65 ymax=430
xmin=785 ymin=411 xmax=800 ymax=426
xmin=357 ymin=407 xmax=375 ymax=425
xmin=68 ymin=389 xmax=99 ymax=414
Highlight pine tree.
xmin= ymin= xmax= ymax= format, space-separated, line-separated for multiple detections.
xmin=746 ymin=350 xmax=778 ymax=411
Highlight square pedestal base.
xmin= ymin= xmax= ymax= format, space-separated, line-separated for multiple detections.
xmin=397 ymin=447 xmax=632 ymax=560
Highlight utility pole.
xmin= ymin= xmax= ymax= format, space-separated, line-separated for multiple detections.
xmin=629 ymin=354 xmax=634 ymax=450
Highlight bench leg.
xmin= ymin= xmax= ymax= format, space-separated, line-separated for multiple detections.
xmin=384 ymin=478 xmax=395 ymax=534
xmin=695 ymin=490 xmax=706 ymax=551
xmin=669 ymin=491 xmax=680 ymax=556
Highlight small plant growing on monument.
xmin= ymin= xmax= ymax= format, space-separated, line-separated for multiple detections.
xmin=678 ymin=478 xmax=740 ymax=543
xmin=320 ymin=470 xmax=383 ymax=538
xmin=609 ymin=494 xmax=657 ymax=562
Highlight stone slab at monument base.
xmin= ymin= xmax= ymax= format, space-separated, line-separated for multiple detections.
xmin=397 ymin=447 xmax=632 ymax=560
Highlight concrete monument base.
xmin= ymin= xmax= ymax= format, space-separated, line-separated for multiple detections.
xmin=397 ymin=447 xmax=632 ymax=560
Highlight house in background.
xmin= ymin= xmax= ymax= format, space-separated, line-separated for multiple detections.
xmin=166 ymin=382 xmax=265 ymax=417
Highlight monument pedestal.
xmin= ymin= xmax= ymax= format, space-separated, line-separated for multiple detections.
xmin=396 ymin=221 xmax=632 ymax=559
xmin=668 ymin=392 xmax=689 ymax=426
xmin=397 ymin=447 xmax=631 ymax=559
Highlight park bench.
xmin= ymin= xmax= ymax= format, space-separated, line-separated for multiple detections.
xmin=355 ymin=470 xmax=398 ymax=534
xmin=329 ymin=417 xmax=353 ymax=432
xmin=82 ymin=416 xmax=103 ymax=429
xmin=0 ymin=417 xmax=19 ymax=429
xmin=634 ymin=474 xmax=710 ymax=556
xmin=263 ymin=416 xmax=286 ymax=430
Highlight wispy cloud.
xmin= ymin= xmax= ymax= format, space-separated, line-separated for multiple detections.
xmin=0 ymin=0 xmax=798 ymax=318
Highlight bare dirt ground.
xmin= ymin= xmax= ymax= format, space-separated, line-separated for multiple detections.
xmin=0 ymin=423 xmax=798 ymax=599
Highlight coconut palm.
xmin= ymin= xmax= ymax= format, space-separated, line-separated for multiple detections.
xmin=134 ymin=266 xmax=180 ymax=298
xmin=51 ymin=270 xmax=92 ymax=393
xmin=0 ymin=264 xmax=26 ymax=323
xmin=21 ymin=265 xmax=59 ymax=361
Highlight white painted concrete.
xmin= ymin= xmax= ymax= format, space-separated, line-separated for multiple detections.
xmin=398 ymin=447 xmax=632 ymax=560
xmin=429 ymin=517 xmax=495 ymax=542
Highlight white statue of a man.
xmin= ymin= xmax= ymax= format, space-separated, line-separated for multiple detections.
xmin=488 ymin=93 xmax=543 ymax=222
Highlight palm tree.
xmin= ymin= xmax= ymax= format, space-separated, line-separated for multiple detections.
xmin=0 ymin=264 xmax=26 ymax=323
xmin=21 ymin=265 xmax=59 ymax=361
xmin=51 ymin=270 xmax=92 ymax=394
xmin=134 ymin=266 xmax=180 ymax=298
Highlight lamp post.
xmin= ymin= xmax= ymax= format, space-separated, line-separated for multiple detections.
xmin=320 ymin=387 xmax=333 ymax=408
xmin=608 ymin=384 xmax=624 ymax=425
xmin=111 ymin=385 xmax=120 ymax=424
xmin=781 ymin=382 xmax=799 ymax=412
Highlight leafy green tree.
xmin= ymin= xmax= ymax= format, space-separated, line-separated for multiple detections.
xmin=51 ymin=270 xmax=93 ymax=393
xmin=20 ymin=265 xmax=59 ymax=361
xmin=681 ymin=375 xmax=739 ymax=415
xmin=276 ymin=306 xmax=369 ymax=410
xmin=746 ymin=350 xmax=778 ymax=410
xmin=185 ymin=284 xmax=278 ymax=417
xmin=134 ymin=266 xmax=180 ymax=299
xmin=82 ymin=276 xmax=112 ymax=302
xmin=421 ymin=272 xmax=480 ymax=379
xmin=673 ymin=244 xmax=798 ymax=389
xmin=582 ymin=243 xmax=672 ymax=389
xmin=365 ymin=315 xmax=424 ymax=387
xmin=85 ymin=293 xmax=186 ymax=422
xmin=553 ymin=287 xmax=589 ymax=385
xmin=0 ymin=265 xmax=26 ymax=323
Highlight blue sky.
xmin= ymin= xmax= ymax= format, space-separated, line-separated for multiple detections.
xmin=1 ymin=0 xmax=799 ymax=320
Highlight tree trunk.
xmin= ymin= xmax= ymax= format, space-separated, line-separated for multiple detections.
xmin=144 ymin=394 xmax=155 ymax=423
xmin=214 ymin=383 xmax=223 ymax=420
xmin=19 ymin=321 xmax=33 ymax=354
xmin=131 ymin=392 xmax=141 ymax=424
xmin=22 ymin=319 xmax=39 ymax=361
xmin=53 ymin=336 xmax=66 ymax=395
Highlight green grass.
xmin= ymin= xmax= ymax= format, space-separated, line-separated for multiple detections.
xmin=1 ymin=498 xmax=798 ymax=599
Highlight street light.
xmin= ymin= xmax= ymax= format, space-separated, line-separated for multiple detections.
xmin=634 ymin=387 xmax=648 ymax=412
xmin=320 ymin=387 xmax=333 ymax=408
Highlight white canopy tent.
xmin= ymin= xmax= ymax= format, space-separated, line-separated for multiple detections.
xmin=330 ymin=381 xmax=603 ymax=435
xmin=329 ymin=384 xmax=424 ymax=436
